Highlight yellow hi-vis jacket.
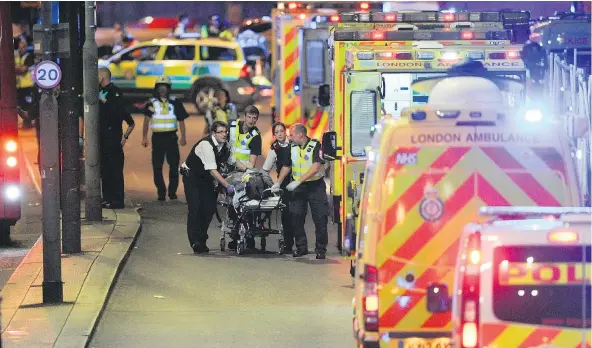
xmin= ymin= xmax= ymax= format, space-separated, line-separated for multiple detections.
xmin=150 ymin=97 xmax=178 ymax=132
xmin=290 ymin=138 xmax=324 ymax=182
xmin=229 ymin=120 xmax=259 ymax=162
xmin=15 ymin=53 xmax=34 ymax=89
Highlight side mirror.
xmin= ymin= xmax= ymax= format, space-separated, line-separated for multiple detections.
xmin=344 ymin=214 xmax=356 ymax=254
xmin=321 ymin=131 xmax=338 ymax=160
xmin=426 ymin=283 xmax=451 ymax=313
xmin=318 ymin=84 xmax=330 ymax=107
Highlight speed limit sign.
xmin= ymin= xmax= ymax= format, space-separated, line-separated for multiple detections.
xmin=32 ymin=60 xmax=62 ymax=89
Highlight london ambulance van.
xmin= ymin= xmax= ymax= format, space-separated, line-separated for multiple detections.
xmin=347 ymin=74 xmax=583 ymax=347
xmin=450 ymin=206 xmax=590 ymax=348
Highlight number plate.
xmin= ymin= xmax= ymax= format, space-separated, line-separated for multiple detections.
xmin=390 ymin=337 xmax=451 ymax=348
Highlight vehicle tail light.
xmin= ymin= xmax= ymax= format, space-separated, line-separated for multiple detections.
xmin=506 ymin=51 xmax=520 ymax=59
xmin=6 ymin=156 xmax=17 ymax=168
xmin=329 ymin=15 xmax=341 ymax=23
xmin=461 ymin=31 xmax=474 ymax=40
xmin=488 ymin=52 xmax=506 ymax=60
xmin=443 ymin=13 xmax=455 ymax=22
xmin=5 ymin=140 xmax=17 ymax=152
xmin=240 ymin=64 xmax=251 ymax=79
xmin=395 ymin=52 xmax=413 ymax=60
xmin=548 ymin=230 xmax=578 ymax=244
xmin=385 ymin=14 xmax=396 ymax=21
xmin=460 ymin=232 xmax=481 ymax=348
xmin=288 ymin=2 xmax=298 ymax=10
xmin=359 ymin=2 xmax=370 ymax=10
xmin=362 ymin=264 xmax=379 ymax=331
xmin=371 ymin=31 xmax=385 ymax=40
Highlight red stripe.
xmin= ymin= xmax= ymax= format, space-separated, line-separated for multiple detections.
xmin=480 ymin=324 xmax=509 ymax=346
xmin=476 ymin=173 xmax=512 ymax=206
xmin=284 ymin=50 xmax=298 ymax=71
xmin=284 ymin=98 xmax=298 ymax=120
xmin=531 ymin=147 xmax=567 ymax=182
xmin=517 ymin=328 xmax=561 ymax=348
xmin=284 ymin=74 xmax=297 ymax=95
xmin=382 ymin=147 xmax=471 ymax=236
xmin=285 ymin=27 xmax=298 ymax=45
xmin=480 ymin=147 xmax=560 ymax=206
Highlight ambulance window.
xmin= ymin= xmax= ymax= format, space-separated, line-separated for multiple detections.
xmin=119 ymin=45 xmax=160 ymax=62
xmin=492 ymin=245 xmax=591 ymax=328
xmin=305 ymin=40 xmax=325 ymax=85
xmin=350 ymin=91 xmax=377 ymax=157
xmin=163 ymin=45 xmax=195 ymax=61
xmin=200 ymin=46 xmax=238 ymax=61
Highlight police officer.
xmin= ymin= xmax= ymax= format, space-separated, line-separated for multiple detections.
xmin=227 ymin=105 xmax=260 ymax=250
xmin=142 ymin=76 xmax=189 ymax=201
xmin=262 ymin=122 xmax=294 ymax=254
xmin=15 ymin=37 xmax=35 ymax=129
xmin=181 ymin=121 xmax=249 ymax=253
xmin=282 ymin=123 xmax=329 ymax=259
xmin=98 ymin=67 xmax=135 ymax=209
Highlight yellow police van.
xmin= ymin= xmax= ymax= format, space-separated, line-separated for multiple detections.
xmin=450 ymin=206 xmax=590 ymax=348
xmin=341 ymin=72 xmax=583 ymax=347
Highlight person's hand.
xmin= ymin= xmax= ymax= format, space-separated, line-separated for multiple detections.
xmin=179 ymin=136 xmax=187 ymax=146
xmin=98 ymin=90 xmax=108 ymax=103
xmin=286 ymin=180 xmax=301 ymax=192
xmin=147 ymin=106 xmax=155 ymax=113
xmin=141 ymin=138 xmax=149 ymax=147
xmin=244 ymin=161 xmax=254 ymax=169
xmin=226 ymin=185 xmax=235 ymax=196
xmin=271 ymin=183 xmax=281 ymax=193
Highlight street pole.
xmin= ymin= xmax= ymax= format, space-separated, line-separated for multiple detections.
xmin=59 ymin=1 xmax=82 ymax=254
xmin=40 ymin=1 xmax=64 ymax=304
xmin=83 ymin=1 xmax=102 ymax=221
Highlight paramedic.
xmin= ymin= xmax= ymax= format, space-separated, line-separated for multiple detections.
xmin=229 ymin=105 xmax=261 ymax=168
xmin=181 ymin=121 xmax=248 ymax=253
xmin=98 ymin=67 xmax=135 ymax=209
xmin=282 ymin=124 xmax=329 ymax=259
xmin=262 ymin=122 xmax=294 ymax=254
xmin=142 ymin=75 xmax=189 ymax=201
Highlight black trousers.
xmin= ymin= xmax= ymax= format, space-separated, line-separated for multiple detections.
xmin=152 ymin=132 xmax=180 ymax=198
xmin=289 ymin=179 xmax=329 ymax=253
xmin=280 ymin=182 xmax=294 ymax=249
xmin=101 ymin=142 xmax=125 ymax=205
xmin=183 ymin=172 xmax=216 ymax=246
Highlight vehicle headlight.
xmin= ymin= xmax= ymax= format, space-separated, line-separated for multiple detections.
xmin=524 ymin=109 xmax=543 ymax=123
xmin=4 ymin=185 xmax=20 ymax=201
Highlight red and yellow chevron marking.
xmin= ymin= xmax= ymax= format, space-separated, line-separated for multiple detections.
xmin=376 ymin=146 xmax=568 ymax=332
xmin=281 ymin=23 xmax=301 ymax=126
xmin=481 ymin=323 xmax=591 ymax=347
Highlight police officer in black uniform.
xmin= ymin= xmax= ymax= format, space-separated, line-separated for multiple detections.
xmin=262 ymin=122 xmax=294 ymax=254
xmin=98 ymin=67 xmax=135 ymax=209
xmin=181 ymin=121 xmax=249 ymax=253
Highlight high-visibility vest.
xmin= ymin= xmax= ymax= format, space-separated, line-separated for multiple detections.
xmin=229 ymin=120 xmax=259 ymax=162
xmin=290 ymin=139 xmax=324 ymax=182
xmin=150 ymin=97 xmax=178 ymax=132
xmin=15 ymin=53 xmax=34 ymax=89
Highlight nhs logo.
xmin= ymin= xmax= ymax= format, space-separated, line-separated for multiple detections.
xmin=395 ymin=152 xmax=417 ymax=165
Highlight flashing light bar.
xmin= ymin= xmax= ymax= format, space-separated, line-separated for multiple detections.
xmin=479 ymin=206 xmax=591 ymax=217
xmin=334 ymin=29 xmax=512 ymax=41
xmin=339 ymin=10 xmax=529 ymax=24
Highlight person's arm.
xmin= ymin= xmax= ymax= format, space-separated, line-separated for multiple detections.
xmin=121 ymin=109 xmax=135 ymax=146
xmin=174 ymin=99 xmax=189 ymax=146
xmin=277 ymin=165 xmax=292 ymax=185
xmin=262 ymin=148 xmax=277 ymax=172
xmin=200 ymin=142 xmax=231 ymax=187
xmin=178 ymin=120 xmax=186 ymax=146
xmin=210 ymin=169 xmax=231 ymax=188
xmin=248 ymin=134 xmax=262 ymax=167
xmin=227 ymin=151 xmax=248 ymax=171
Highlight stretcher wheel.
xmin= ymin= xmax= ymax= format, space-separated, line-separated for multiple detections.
xmin=278 ymin=240 xmax=284 ymax=254
xmin=237 ymin=241 xmax=246 ymax=255
xmin=260 ymin=236 xmax=266 ymax=252
xmin=220 ymin=238 xmax=225 ymax=252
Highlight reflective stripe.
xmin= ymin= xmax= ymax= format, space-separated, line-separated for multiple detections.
xmin=481 ymin=323 xmax=588 ymax=348
xmin=290 ymin=139 xmax=323 ymax=182
xmin=229 ymin=121 xmax=258 ymax=161
xmin=150 ymin=98 xmax=177 ymax=132
xmin=16 ymin=53 xmax=34 ymax=89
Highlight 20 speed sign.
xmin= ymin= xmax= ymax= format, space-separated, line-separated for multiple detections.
xmin=32 ymin=60 xmax=62 ymax=89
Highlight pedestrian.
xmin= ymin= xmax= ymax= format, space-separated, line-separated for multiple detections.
xmin=262 ymin=122 xmax=294 ymax=254
xmin=181 ymin=121 xmax=249 ymax=253
xmin=174 ymin=13 xmax=190 ymax=37
xmin=98 ymin=67 xmax=135 ymax=209
xmin=227 ymin=105 xmax=260 ymax=250
xmin=14 ymin=37 xmax=35 ymax=129
xmin=142 ymin=75 xmax=189 ymax=201
xmin=283 ymin=123 xmax=329 ymax=259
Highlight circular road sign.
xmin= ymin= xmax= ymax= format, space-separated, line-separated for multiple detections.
xmin=32 ymin=61 xmax=62 ymax=89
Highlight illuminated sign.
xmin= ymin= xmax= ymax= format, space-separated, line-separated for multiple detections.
xmin=499 ymin=262 xmax=592 ymax=285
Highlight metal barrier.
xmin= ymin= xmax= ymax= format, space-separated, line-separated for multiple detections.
xmin=546 ymin=49 xmax=591 ymax=198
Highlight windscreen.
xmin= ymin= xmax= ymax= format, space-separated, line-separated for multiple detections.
xmin=493 ymin=245 xmax=591 ymax=328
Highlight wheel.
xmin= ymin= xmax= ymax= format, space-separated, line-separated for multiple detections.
xmin=237 ymin=241 xmax=246 ymax=255
xmin=191 ymin=78 xmax=223 ymax=115
xmin=278 ymin=240 xmax=284 ymax=254
xmin=220 ymin=238 xmax=225 ymax=252
xmin=260 ymin=236 xmax=266 ymax=252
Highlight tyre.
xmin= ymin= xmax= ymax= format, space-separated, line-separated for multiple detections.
xmin=260 ymin=236 xmax=266 ymax=251
xmin=237 ymin=241 xmax=246 ymax=255
xmin=220 ymin=238 xmax=225 ymax=252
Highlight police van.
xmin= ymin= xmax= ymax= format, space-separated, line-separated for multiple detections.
xmin=449 ymin=206 xmax=591 ymax=348
xmin=346 ymin=72 xmax=583 ymax=347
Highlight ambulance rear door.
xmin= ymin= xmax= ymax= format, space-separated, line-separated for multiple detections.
xmin=301 ymin=27 xmax=331 ymax=125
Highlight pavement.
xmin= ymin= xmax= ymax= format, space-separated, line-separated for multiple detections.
xmin=0 ymin=127 xmax=143 ymax=348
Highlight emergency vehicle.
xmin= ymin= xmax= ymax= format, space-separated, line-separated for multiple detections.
xmin=345 ymin=72 xmax=583 ymax=347
xmin=0 ymin=4 xmax=22 ymax=240
xmin=450 ymin=206 xmax=591 ymax=348
xmin=319 ymin=9 xmax=531 ymax=251
xmin=270 ymin=2 xmax=380 ymax=139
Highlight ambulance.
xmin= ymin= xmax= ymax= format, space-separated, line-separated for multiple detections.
xmin=344 ymin=69 xmax=583 ymax=347
xmin=449 ymin=206 xmax=591 ymax=348
xmin=318 ymin=9 xmax=531 ymax=252
xmin=270 ymin=2 xmax=379 ymax=139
